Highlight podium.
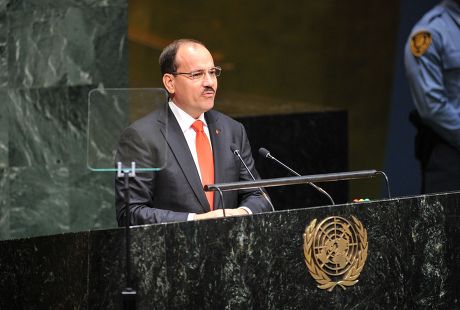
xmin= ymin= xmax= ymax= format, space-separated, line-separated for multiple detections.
xmin=0 ymin=191 xmax=459 ymax=309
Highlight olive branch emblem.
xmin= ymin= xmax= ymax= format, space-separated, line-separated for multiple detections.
xmin=303 ymin=216 xmax=368 ymax=291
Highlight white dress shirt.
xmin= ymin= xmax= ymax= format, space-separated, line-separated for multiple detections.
xmin=169 ymin=101 xmax=212 ymax=182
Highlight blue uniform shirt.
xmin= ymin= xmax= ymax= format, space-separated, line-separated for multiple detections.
xmin=404 ymin=0 xmax=460 ymax=151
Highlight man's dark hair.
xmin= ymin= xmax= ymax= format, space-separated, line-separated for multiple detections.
xmin=159 ymin=38 xmax=205 ymax=75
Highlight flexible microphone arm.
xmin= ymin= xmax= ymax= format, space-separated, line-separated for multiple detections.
xmin=376 ymin=170 xmax=391 ymax=198
xmin=258 ymin=148 xmax=335 ymax=205
xmin=230 ymin=144 xmax=275 ymax=211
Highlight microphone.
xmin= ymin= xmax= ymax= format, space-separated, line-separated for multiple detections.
xmin=258 ymin=147 xmax=335 ymax=205
xmin=230 ymin=144 xmax=275 ymax=211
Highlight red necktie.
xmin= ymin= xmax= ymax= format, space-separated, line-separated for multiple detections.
xmin=191 ymin=120 xmax=215 ymax=210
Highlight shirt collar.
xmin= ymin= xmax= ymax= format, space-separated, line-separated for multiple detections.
xmin=168 ymin=101 xmax=207 ymax=133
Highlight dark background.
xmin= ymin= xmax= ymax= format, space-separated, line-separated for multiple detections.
xmin=128 ymin=0 xmax=439 ymax=199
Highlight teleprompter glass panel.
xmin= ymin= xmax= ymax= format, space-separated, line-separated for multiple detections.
xmin=87 ymin=88 xmax=168 ymax=172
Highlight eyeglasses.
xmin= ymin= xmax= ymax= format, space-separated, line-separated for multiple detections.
xmin=172 ymin=66 xmax=222 ymax=80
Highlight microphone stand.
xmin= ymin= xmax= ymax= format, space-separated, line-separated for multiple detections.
xmin=232 ymin=148 xmax=275 ymax=211
xmin=376 ymin=170 xmax=391 ymax=198
xmin=216 ymin=187 xmax=226 ymax=217
xmin=117 ymin=162 xmax=137 ymax=310
xmin=205 ymin=170 xmax=382 ymax=193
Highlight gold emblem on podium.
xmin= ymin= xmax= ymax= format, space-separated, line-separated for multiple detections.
xmin=303 ymin=216 xmax=368 ymax=291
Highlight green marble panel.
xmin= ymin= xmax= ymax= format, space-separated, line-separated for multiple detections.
xmin=8 ymin=86 xmax=91 ymax=167
xmin=68 ymin=167 xmax=117 ymax=232
xmin=1 ymin=0 xmax=128 ymax=239
xmin=0 ymin=91 xmax=8 ymax=168
xmin=8 ymin=0 xmax=126 ymax=10
xmin=0 ymin=7 xmax=6 ymax=89
xmin=8 ymin=6 xmax=127 ymax=89
xmin=8 ymin=166 xmax=69 ymax=239
xmin=5 ymin=156 xmax=118 ymax=240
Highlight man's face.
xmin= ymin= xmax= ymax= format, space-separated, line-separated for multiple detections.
xmin=163 ymin=43 xmax=218 ymax=118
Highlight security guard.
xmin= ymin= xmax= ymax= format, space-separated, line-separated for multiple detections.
xmin=405 ymin=0 xmax=460 ymax=193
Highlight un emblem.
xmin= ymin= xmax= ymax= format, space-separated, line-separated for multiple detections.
xmin=303 ymin=216 xmax=368 ymax=291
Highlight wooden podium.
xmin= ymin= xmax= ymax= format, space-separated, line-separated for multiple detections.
xmin=1 ymin=191 xmax=459 ymax=309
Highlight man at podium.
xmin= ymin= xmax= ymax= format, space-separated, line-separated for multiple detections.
xmin=115 ymin=39 xmax=272 ymax=225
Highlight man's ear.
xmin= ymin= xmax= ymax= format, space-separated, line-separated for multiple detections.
xmin=163 ymin=74 xmax=175 ymax=94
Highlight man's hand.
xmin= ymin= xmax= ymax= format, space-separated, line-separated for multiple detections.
xmin=193 ymin=208 xmax=249 ymax=220
xmin=224 ymin=208 xmax=249 ymax=216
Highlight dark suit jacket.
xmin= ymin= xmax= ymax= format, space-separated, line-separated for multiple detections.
xmin=115 ymin=105 xmax=271 ymax=225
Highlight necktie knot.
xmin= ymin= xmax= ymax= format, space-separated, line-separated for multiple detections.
xmin=191 ymin=120 xmax=204 ymax=133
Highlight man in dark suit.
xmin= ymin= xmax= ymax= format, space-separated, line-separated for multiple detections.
xmin=115 ymin=39 xmax=272 ymax=225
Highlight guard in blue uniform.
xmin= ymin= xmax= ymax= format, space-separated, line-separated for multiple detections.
xmin=405 ymin=0 xmax=460 ymax=193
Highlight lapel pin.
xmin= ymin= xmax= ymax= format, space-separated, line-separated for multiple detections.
xmin=215 ymin=129 xmax=221 ymax=135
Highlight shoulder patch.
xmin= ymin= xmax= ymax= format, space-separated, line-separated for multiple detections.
xmin=410 ymin=31 xmax=432 ymax=57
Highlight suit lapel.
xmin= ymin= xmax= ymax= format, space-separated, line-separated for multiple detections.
xmin=206 ymin=110 xmax=225 ymax=209
xmin=158 ymin=107 xmax=210 ymax=212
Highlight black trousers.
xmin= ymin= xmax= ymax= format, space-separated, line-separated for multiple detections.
xmin=410 ymin=110 xmax=460 ymax=194
xmin=423 ymin=141 xmax=460 ymax=194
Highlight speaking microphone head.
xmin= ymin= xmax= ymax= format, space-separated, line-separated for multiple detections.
xmin=230 ymin=144 xmax=239 ymax=155
xmin=258 ymin=147 xmax=271 ymax=158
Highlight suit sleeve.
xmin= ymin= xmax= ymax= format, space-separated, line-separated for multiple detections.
xmin=236 ymin=123 xmax=273 ymax=213
xmin=115 ymin=126 xmax=189 ymax=226
xmin=404 ymin=29 xmax=460 ymax=151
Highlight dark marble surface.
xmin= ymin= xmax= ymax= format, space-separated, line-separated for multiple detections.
xmin=442 ymin=192 xmax=460 ymax=307
xmin=8 ymin=166 xmax=70 ymax=237
xmin=237 ymin=111 xmax=348 ymax=209
xmin=0 ymin=232 xmax=89 ymax=309
xmin=0 ymin=91 xmax=8 ymax=168
xmin=8 ymin=86 xmax=90 ymax=167
xmin=7 ymin=0 xmax=127 ymax=10
xmin=3 ymin=84 xmax=118 ymax=239
xmin=0 ymin=192 xmax=459 ymax=309
xmin=0 ymin=4 xmax=7 ymax=89
xmin=88 ymin=225 xmax=169 ymax=309
xmin=68 ymin=168 xmax=115 ymax=231
xmin=0 ymin=169 xmax=8 ymax=239
xmin=0 ymin=0 xmax=127 ymax=240
xmin=7 ymin=5 xmax=127 ymax=89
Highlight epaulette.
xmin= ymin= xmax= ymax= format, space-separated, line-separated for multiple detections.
xmin=409 ymin=4 xmax=447 ymax=57
xmin=410 ymin=31 xmax=432 ymax=57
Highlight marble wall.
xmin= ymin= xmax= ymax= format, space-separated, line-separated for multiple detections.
xmin=0 ymin=0 xmax=127 ymax=240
